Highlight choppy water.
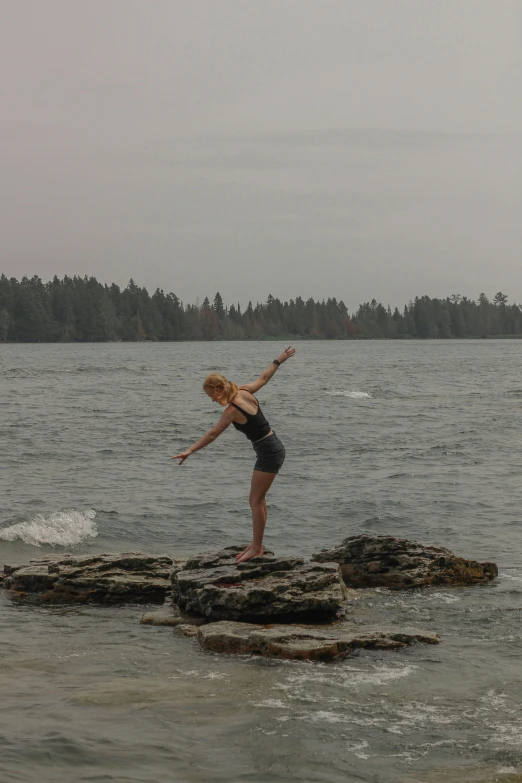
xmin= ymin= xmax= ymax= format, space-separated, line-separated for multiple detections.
xmin=1 ymin=340 xmax=522 ymax=783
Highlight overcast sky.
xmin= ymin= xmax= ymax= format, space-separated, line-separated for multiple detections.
xmin=1 ymin=0 xmax=521 ymax=309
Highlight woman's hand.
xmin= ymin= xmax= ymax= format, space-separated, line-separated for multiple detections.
xmin=172 ymin=417 xmax=232 ymax=466
xmin=277 ymin=346 xmax=296 ymax=364
xmin=172 ymin=450 xmax=191 ymax=465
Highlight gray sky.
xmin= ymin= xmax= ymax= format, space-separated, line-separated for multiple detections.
xmin=1 ymin=0 xmax=521 ymax=309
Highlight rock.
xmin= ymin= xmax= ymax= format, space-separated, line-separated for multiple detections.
xmin=173 ymin=546 xmax=347 ymax=622
xmin=6 ymin=564 xmax=59 ymax=593
xmin=312 ymin=534 xmax=498 ymax=589
xmin=141 ymin=608 xmax=184 ymax=627
xmin=3 ymin=553 xmax=186 ymax=604
xmin=176 ymin=624 xmax=200 ymax=638
xmin=1 ymin=555 xmax=71 ymax=592
xmin=3 ymin=563 xmax=27 ymax=576
xmin=197 ymin=620 xmax=440 ymax=661
xmin=140 ymin=602 xmax=207 ymax=627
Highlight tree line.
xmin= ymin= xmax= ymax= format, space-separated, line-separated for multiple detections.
xmin=0 ymin=274 xmax=521 ymax=342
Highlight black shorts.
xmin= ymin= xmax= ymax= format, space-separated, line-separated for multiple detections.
xmin=252 ymin=432 xmax=286 ymax=474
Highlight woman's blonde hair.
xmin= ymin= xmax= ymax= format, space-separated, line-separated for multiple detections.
xmin=203 ymin=373 xmax=239 ymax=405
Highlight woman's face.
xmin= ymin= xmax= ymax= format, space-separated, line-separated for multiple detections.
xmin=205 ymin=387 xmax=222 ymax=404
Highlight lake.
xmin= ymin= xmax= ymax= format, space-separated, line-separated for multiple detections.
xmin=1 ymin=340 xmax=522 ymax=783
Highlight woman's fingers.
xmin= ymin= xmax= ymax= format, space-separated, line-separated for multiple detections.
xmin=278 ymin=345 xmax=295 ymax=362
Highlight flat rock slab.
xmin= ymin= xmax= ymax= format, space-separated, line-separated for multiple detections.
xmin=172 ymin=546 xmax=347 ymax=622
xmin=3 ymin=553 xmax=186 ymax=604
xmin=141 ymin=609 xmax=184 ymax=627
xmin=312 ymin=534 xmax=498 ymax=589
xmin=141 ymin=603 xmax=207 ymax=627
xmin=198 ymin=620 xmax=440 ymax=661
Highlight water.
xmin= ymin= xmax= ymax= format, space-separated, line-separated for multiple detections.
xmin=1 ymin=340 xmax=522 ymax=783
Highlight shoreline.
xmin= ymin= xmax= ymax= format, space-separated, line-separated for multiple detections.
xmin=2 ymin=334 xmax=522 ymax=344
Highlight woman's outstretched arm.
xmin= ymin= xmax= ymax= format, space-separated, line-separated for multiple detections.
xmin=172 ymin=406 xmax=235 ymax=465
xmin=240 ymin=346 xmax=296 ymax=394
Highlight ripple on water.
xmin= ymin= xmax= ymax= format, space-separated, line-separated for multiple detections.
xmin=2 ymin=340 xmax=522 ymax=782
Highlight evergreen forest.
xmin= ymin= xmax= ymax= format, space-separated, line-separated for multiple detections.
xmin=1 ymin=274 xmax=521 ymax=342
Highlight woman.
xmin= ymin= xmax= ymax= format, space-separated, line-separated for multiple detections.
xmin=173 ymin=346 xmax=295 ymax=563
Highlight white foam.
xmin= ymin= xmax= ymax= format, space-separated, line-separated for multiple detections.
xmin=489 ymin=723 xmax=522 ymax=747
xmin=499 ymin=572 xmax=522 ymax=582
xmin=326 ymin=390 xmax=372 ymax=399
xmin=303 ymin=710 xmax=351 ymax=724
xmin=386 ymin=751 xmax=419 ymax=763
xmin=202 ymin=672 xmax=228 ymax=680
xmin=483 ymin=690 xmax=510 ymax=710
xmin=351 ymin=715 xmax=386 ymax=727
xmin=393 ymin=702 xmax=456 ymax=727
xmin=339 ymin=663 xmax=417 ymax=688
xmin=281 ymin=663 xmax=416 ymax=696
xmin=383 ymin=591 xmax=460 ymax=607
xmin=0 ymin=509 xmax=97 ymax=547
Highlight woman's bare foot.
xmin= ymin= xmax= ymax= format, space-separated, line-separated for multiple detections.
xmin=236 ymin=544 xmax=251 ymax=560
xmin=236 ymin=545 xmax=264 ymax=564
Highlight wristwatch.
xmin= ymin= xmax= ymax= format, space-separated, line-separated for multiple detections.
xmin=273 ymin=359 xmax=281 ymax=366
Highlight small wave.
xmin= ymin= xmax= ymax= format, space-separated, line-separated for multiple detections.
xmin=340 ymin=663 xmax=418 ymax=688
xmin=326 ymin=390 xmax=372 ymax=399
xmin=283 ymin=662 xmax=416 ymax=691
xmin=75 ymin=365 xmax=136 ymax=373
xmin=253 ymin=699 xmax=287 ymax=708
xmin=0 ymin=509 xmax=97 ymax=547
xmin=303 ymin=710 xmax=351 ymax=725
xmin=382 ymin=591 xmax=460 ymax=608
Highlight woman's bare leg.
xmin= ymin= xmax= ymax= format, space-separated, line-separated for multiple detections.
xmin=236 ymin=499 xmax=267 ymax=559
xmin=236 ymin=471 xmax=276 ymax=563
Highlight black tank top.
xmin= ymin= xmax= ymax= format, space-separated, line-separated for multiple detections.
xmin=229 ymin=391 xmax=271 ymax=442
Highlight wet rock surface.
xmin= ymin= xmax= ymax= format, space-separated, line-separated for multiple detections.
xmin=172 ymin=546 xmax=348 ymax=622
xmin=2 ymin=553 xmax=185 ymax=604
xmin=1 ymin=537 xmax=499 ymax=662
xmin=312 ymin=534 xmax=498 ymax=589
xmin=141 ymin=602 xmax=207 ymax=627
xmin=197 ymin=620 xmax=440 ymax=661
xmin=140 ymin=608 xmax=184 ymax=627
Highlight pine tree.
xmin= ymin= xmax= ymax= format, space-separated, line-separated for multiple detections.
xmin=213 ymin=292 xmax=225 ymax=319
xmin=0 ymin=309 xmax=9 ymax=341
